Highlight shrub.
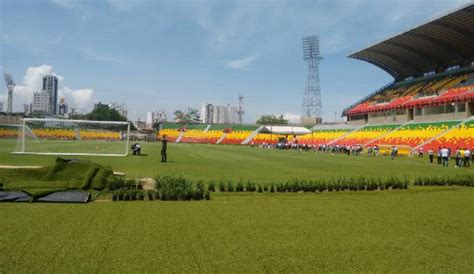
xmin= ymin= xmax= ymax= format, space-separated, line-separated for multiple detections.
xmin=138 ymin=191 xmax=145 ymax=200
xmin=218 ymin=181 xmax=226 ymax=192
xmin=117 ymin=190 xmax=124 ymax=201
xmin=147 ymin=190 xmax=154 ymax=201
xmin=155 ymin=175 xmax=209 ymax=201
xmin=236 ymin=181 xmax=244 ymax=192
xmin=208 ymin=181 xmax=216 ymax=192
xmin=227 ymin=181 xmax=234 ymax=192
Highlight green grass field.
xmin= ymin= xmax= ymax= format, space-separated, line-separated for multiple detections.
xmin=1 ymin=139 xmax=473 ymax=272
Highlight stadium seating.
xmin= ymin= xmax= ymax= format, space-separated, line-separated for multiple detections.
xmin=422 ymin=120 xmax=474 ymax=151
xmin=333 ymin=124 xmax=400 ymax=146
xmin=28 ymin=129 xmax=121 ymax=140
xmin=373 ymin=121 xmax=460 ymax=148
xmin=347 ymin=72 xmax=474 ymax=115
xmin=252 ymin=133 xmax=285 ymax=144
xmin=180 ymin=129 xmax=223 ymax=144
xmin=217 ymin=125 xmax=257 ymax=144
xmin=157 ymin=128 xmax=181 ymax=142
xmin=220 ymin=130 xmax=254 ymax=144
xmin=0 ymin=127 xmax=18 ymax=138
xmin=297 ymin=129 xmax=350 ymax=145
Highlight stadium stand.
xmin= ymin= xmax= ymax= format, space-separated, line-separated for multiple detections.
xmin=0 ymin=125 xmax=19 ymax=138
xmin=343 ymin=4 xmax=474 ymax=126
xmin=332 ymin=124 xmax=401 ymax=146
xmin=422 ymin=119 xmax=474 ymax=151
xmin=297 ymin=129 xmax=351 ymax=145
xmin=373 ymin=121 xmax=461 ymax=148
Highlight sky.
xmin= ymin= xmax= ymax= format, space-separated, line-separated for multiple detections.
xmin=0 ymin=0 xmax=471 ymax=123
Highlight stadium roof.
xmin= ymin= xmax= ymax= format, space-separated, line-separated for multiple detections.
xmin=348 ymin=3 xmax=474 ymax=80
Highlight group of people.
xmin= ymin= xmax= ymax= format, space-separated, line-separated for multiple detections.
xmin=130 ymin=135 xmax=168 ymax=163
xmin=424 ymin=147 xmax=471 ymax=167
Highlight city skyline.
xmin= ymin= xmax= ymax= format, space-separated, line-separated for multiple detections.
xmin=1 ymin=0 xmax=470 ymax=123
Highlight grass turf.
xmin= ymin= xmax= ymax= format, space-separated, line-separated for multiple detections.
xmin=0 ymin=139 xmax=473 ymax=272
xmin=1 ymin=189 xmax=473 ymax=272
xmin=1 ymin=139 xmax=473 ymax=181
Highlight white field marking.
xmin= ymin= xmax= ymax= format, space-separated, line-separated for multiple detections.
xmin=0 ymin=165 xmax=43 ymax=169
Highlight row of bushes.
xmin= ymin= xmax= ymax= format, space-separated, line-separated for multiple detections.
xmin=208 ymin=177 xmax=409 ymax=193
xmin=109 ymin=178 xmax=143 ymax=191
xmin=414 ymin=174 xmax=474 ymax=187
xmin=112 ymin=190 xmax=146 ymax=201
xmin=156 ymin=176 xmax=210 ymax=201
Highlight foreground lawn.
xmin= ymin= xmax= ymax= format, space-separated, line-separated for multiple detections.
xmin=1 ymin=139 xmax=473 ymax=181
xmin=1 ymin=188 xmax=473 ymax=272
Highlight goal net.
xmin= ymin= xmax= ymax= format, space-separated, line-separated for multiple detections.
xmin=13 ymin=118 xmax=130 ymax=156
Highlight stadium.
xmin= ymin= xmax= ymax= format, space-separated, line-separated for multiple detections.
xmin=0 ymin=2 xmax=473 ymax=273
xmin=154 ymin=4 xmax=474 ymax=155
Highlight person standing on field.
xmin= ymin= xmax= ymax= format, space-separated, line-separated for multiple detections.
xmin=464 ymin=148 xmax=471 ymax=167
xmin=441 ymin=147 xmax=449 ymax=167
xmin=428 ymin=148 xmax=434 ymax=163
xmin=161 ymin=135 xmax=168 ymax=163
xmin=436 ymin=147 xmax=441 ymax=164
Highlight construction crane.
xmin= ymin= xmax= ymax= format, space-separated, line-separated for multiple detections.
xmin=3 ymin=73 xmax=15 ymax=113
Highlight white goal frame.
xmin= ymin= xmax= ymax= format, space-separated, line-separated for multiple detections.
xmin=13 ymin=118 xmax=131 ymax=157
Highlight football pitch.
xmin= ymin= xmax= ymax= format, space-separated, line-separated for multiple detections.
xmin=0 ymin=139 xmax=473 ymax=272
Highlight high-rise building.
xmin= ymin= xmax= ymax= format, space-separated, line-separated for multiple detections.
xmin=109 ymin=103 xmax=128 ymax=118
xmin=201 ymin=103 xmax=239 ymax=124
xmin=0 ymin=102 xmax=3 ymax=112
xmin=146 ymin=111 xmax=167 ymax=128
xmin=31 ymin=89 xmax=50 ymax=113
xmin=201 ymin=104 xmax=214 ymax=124
xmin=43 ymin=75 xmax=58 ymax=115
xmin=58 ymin=97 xmax=68 ymax=116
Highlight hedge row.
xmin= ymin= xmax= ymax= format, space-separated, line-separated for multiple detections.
xmin=208 ymin=177 xmax=409 ymax=193
xmin=155 ymin=176 xmax=210 ymax=201
xmin=109 ymin=178 xmax=143 ymax=191
xmin=414 ymin=174 xmax=474 ymax=187
xmin=112 ymin=190 xmax=145 ymax=201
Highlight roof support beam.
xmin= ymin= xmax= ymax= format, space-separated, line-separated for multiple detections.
xmin=366 ymin=48 xmax=424 ymax=73
xmin=429 ymin=21 xmax=474 ymax=40
xmin=405 ymin=32 xmax=468 ymax=60
xmin=383 ymin=40 xmax=440 ymax=68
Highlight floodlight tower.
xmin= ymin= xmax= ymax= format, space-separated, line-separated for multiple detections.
xmin=3 ymin=73 xmax=16 ymax=114
xmin=302 ymin=35 xmax=323 ymax=124
xmin=237 ymin=95 xmax=244 ymax=124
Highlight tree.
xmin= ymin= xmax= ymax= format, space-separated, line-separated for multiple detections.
xmin=256 ymin=114 xmax=288 ymax=125
xmin=80 ymin=103 xmax=127 ymax=122
xmin=174 ymin=108 xmax=200 ymax=124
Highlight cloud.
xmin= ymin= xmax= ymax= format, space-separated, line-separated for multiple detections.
xmin=283 ymin=113 xmax=302 ymax=124
xmin=8 ymin=65 xmax=94 ymax=113
xmin=226 ymin=55 xmax=257 ymax=70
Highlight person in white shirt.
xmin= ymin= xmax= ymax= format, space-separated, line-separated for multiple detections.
xmin=440 ymin=147 xmax=449 ymax=167
xmin=464 ymin=148 xmax=471 ymax=167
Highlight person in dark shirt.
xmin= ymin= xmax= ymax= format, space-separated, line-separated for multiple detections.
xmin=161 ymin=135 xmax=168 ymax=163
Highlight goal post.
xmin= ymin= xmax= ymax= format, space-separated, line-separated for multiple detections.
xmin=13 ymin=118 xmax=131 ymax=157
